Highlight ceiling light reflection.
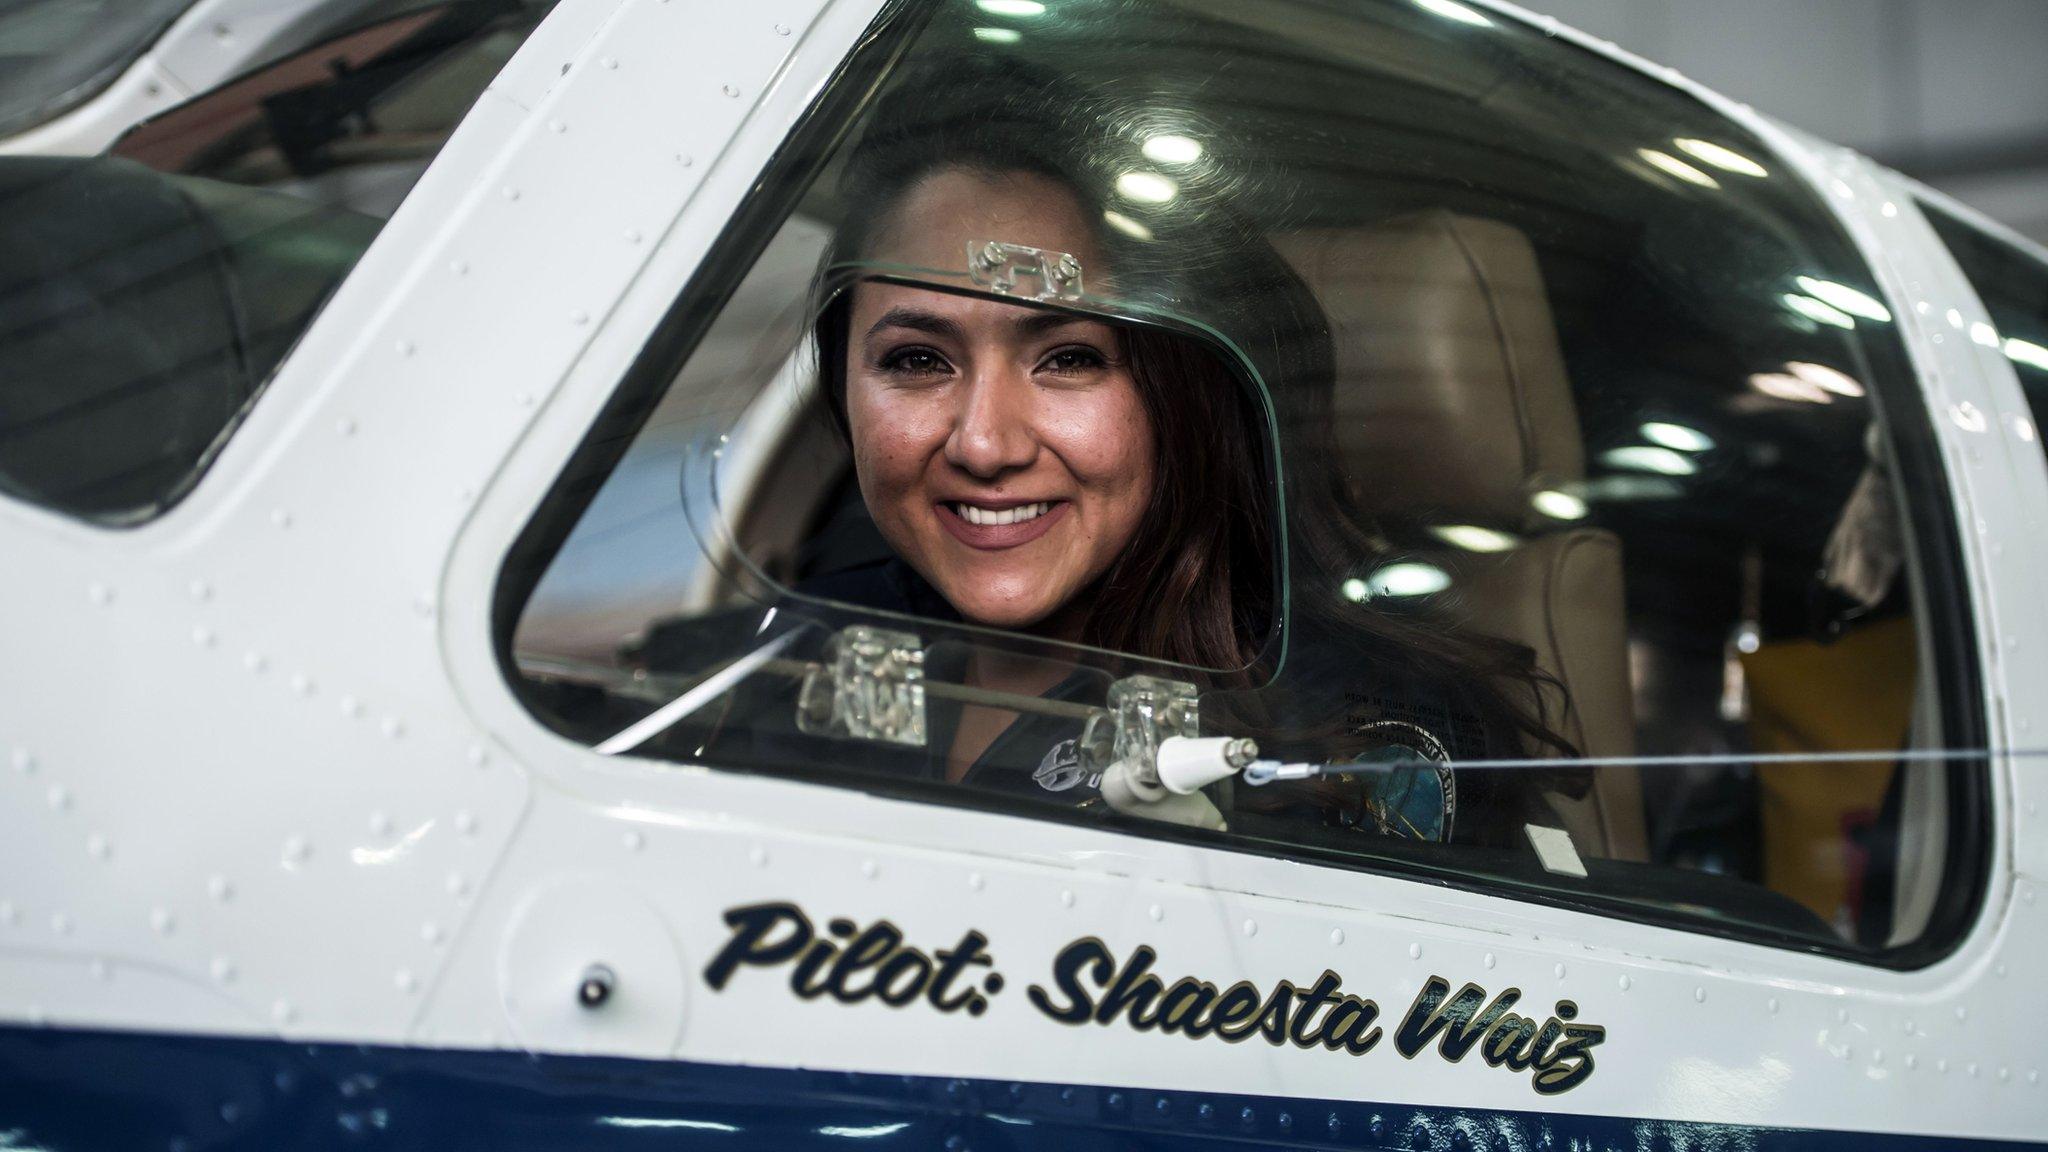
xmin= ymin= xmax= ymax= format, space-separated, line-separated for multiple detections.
xmin=1971 ymin=321 xmax=2001 ymax=348
xmin=1785 ymin=361 xmax=1865 ymax=397
xmin=2008 ymin=337 xmax=2048 ymax=372
xmin=1367 ymin=563 xmax=1452 ymax=598
xmin=1428 ymin=524 xmax=1519 ymax=553
xmin=1341 ymin=578 xmax=1369 ymax=602
xmin=1640 ymin=421 xmax=1714 ymax=452
xmin=972 ymin=26 xmax=1022 ymax=43
xmin=1795 ymin=276 xmax=1891 ymax=322
xmin=1102 ymin=210 xmax=1153 ymax=241
xmin=1673 ymin=138 xmax=1768 ymax=177
xmin=1531 ymin=489 xmax=1588 ymax=521
xmin=1601 ymin=445 xmax=1698 ymax=476
xmin=1141 ymin=134 xmax=1203 ymax=165
xmin=1637 ymin=149 xmax=1720 ymax=189
xmin=1115 ymin=171 xmax=1177 ymax=204
xmin=1750 ymin=372 xmax=1833 ymax=404
xmin=1782 ymin=293 xmax=1855 ymax=330
xmin=1414 ymin=0 xmax=1493 ymax=26
xmin=976 ymin=0 xmax=1045 ymax=14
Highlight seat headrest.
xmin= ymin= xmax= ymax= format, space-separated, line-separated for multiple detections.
xmin=1274 ymin=210 xmax=1582 ymax=527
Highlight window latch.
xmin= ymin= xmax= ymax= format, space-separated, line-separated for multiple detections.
xmin=796 ymin=625 xmax=928 ymax=747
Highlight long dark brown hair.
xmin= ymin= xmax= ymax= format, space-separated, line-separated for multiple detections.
xmin=812 ymin=60 xmax=1578 ymax=836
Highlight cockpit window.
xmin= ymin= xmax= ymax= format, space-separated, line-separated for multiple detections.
xmin=0 ymin=0 xmax=193 ymax=139
xmin=503 ymin=0 xmax=1985 ymax=963
xmin=1921 ymin=202 xmax=2048 ymax=459
xmin=0 ymin=0 xmax=555 ymax=524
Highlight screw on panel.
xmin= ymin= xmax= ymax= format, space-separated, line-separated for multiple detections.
xmin=150 ymin=908 xmax=175 ymax=935
xmin=676 ymin=154 xmax=694 ymax=167
xmin=447 ymin=873 xmax=470 ymax=898
xmin=1618 ymin=975 xmax=1631 ymax=992
xmin=395 ymin=969 xmax=418 ymax=994
xmin=968 ymin=873 xmax=985 ymax=892
xmin=208 ymin=875 xmax=234 ymax=902
xmin=625 ymin=229 xmax=643 ymax=244
xmin=601 ymin=56 xmax=618 ymax=69
xmin=291 ymin=674 xmax=314 ymax=697
xmin=451 ymin=258 xmax=469 ymax=276
xmin=192 ymin=626 xmax=216 ymax=649
xmin=51 ymin=912 xmax=72 ymax=935
xmin=282 ymin=836 xmax=311 ymax=866
xmin=1999 ymin=1067 xmax=2011 ymax=1083
xmin=578 ymin=964 xmax=616 ymax=1008
xmin=548 ymin=119 xmax=566 ymax=134
xmin=455 ymin=811 xmax=478 ymax=836
xmin=861 ymin=860 xmax=878 ymax=880
xmin=502 ymin=186 xmax=521 ymax=201
xmin=1483 ymin=952 xmax=1495 ymax=969
xmin=243 ymin=652 xmax=267 ymax=674
xmin=774 ymin=23 xmax=790 ymax=36
xmin=1554 ymin=962 xmax=1566 ymax=979
xmin=380 ymin=718 xmax=405 ymax=740
xmin=271 ymin=1000 xmax=296 ymax=1025
xmin=1693 ymin=987 xmax=1706 ymax=1004
xmin=622 ymin=831 xmax=644 ymax=852
xmin=467 ymin=744 xmax=489 ymax=768
xmin=571 ymin=309 xmax=590 ymax=325
xmin=212 ymin=957 xmax=236 ymax=984
xmin=271 ymin=510 xmax=292 ymax=529
xmin=1147 ymin=904 xmax=1163 ymax=922
xmin=1938 ymin=1059 xmax=1950 ymax=1074
xmin=1242 ymin=919 xmax=1256 ymax=937
xmin=1059 ymin=890 xmax=1074 ymax=908
xmin=86 ymin=833 xmax=110 ymax=861
xmin=396 ymin=339 xmax=416 ymax=357
xmin=1329 ymin=928 xmax=1344 ymax=945
xmin=89 ymin=958 xmax=110 ymax=981
xmin=0 ymin=902 xmax=16 ymax=927
xmin=87 ymin=583 xmax=113 ymax=606
xmin=1907 ymin=1054 xmax=1919 ymax=1070
xmin=11 ymin=748 xmax=32 ymax=774
xmin=722 ymin=84 xmax=741 ymax=98
xmin=368 ymin=812 xmax=393 ymax=837
xmin=749 ymin=846 xmax=768 ymax=867
xmin=1408 ymin=943 xmax=1422 ymax=960
xmin=1956 ymin=1005 xmax=1968 ymax=1022
xmin=47 ymin=785 xmax=70 ymax=811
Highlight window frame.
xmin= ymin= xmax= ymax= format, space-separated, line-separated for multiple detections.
xmin=490 ymin=0 xmax=1991 ymax=970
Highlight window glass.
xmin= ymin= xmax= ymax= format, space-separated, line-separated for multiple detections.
xmin=1922 ymin=202 xmax=2048 ymax=454
xmin=505 ymin=0 xmax=1983 ymax=960
xmin=0 ymin=0 xmax=556 ymax=524
xmin=0 ymin=0 xmax=194 ymax=138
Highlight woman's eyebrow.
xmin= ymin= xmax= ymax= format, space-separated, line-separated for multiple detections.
xmin=864 ymin=307 xmax=962 ymax=341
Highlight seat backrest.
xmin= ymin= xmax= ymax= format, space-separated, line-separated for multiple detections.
xmin=1275 ymin=210 xmax=1647 ymax=860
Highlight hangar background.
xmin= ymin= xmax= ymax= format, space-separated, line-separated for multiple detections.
xmin=1541 ymin=0 xmax=2048 ymax=245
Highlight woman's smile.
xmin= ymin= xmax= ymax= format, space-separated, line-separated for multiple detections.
xmin=936 ymin=499 xmax=1068 ymax=548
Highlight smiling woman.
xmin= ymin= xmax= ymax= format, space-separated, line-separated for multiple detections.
xmin=503 ymin=0 xmax=1977 ymax=960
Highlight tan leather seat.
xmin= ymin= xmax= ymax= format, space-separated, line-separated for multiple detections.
xmin=1276 ymin=210 xmax=1647 ymax=861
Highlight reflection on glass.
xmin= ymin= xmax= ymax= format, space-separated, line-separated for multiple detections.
xmin=1785 ymin=361 xmax=1865 ymax=398
xmin=1783 ymin=293 xmax=1856 ymax=330
xmin=1636 ymin=149 xmax=1720 ymax=190
xmin=1795 ymin=276 xmax=1892 ymax=323
xmin=1141 ymin=134 xmax=1204 ymax=165
xmin=1413 ymin=0 xmax=1493 ymax=27
xmin=1749 ymin=372 xmax=1834 ymax=404
xmin=1673 ymin=138 xmax=1769 ymax=178
xmin=1428 ymin=524 xmax=1518 ymax=552
xmin=973 ymin=26 xmax=1021 ymax=43
xmin=2008 ymin=337 xmax=2048 ymax=372
xmin=1340 ymin=577 xmax=1369 ymax=602
xmin=1601 ymin=445 xmax=1698 ymax=476
xmin=1115 ymin=171 xmax=1177 ymax=203
xmin=1102 ymin=210 xmax=1153 ymax=241
xmin=1970 ymin=321 xmax=2001 ymax=348
xmin=1530 ymin=489 xmax=1588 ymax=520
xmin=1366 ymin=562 xmax=1452 ymax=597
xmin=1640 ymin=421 xmax=1713 ymax=452
xmin=976 ymin=0 xmax=1045 ymax=14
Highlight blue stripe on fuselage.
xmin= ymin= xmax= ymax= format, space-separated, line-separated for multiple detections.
xmin=0 ymin=1024 xmax=2035 ymax=1150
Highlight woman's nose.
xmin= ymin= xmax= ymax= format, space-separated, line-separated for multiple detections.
xmin=944 ymin=363 xmax=1038 ymax=478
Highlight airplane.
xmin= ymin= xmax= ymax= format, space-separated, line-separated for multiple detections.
xmin=2 ymin=0 xmax=2045 ymax=1148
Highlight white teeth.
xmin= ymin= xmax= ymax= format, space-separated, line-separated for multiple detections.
xmin=956 ymin=502 xmax=1050 ymax=526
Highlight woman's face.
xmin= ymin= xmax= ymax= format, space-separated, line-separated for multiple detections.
xmin=844 ymin=168 xmax=1156 ymax=639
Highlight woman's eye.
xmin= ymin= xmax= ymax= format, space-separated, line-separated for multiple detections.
xmin=879 ymin=347 xmax=951 ymax=377
xmin=1040 ymin=346 xmax=1108 ymax=375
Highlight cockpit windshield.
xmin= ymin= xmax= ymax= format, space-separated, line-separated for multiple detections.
xmin=0 ymin=0 xmax=194 ymax=138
